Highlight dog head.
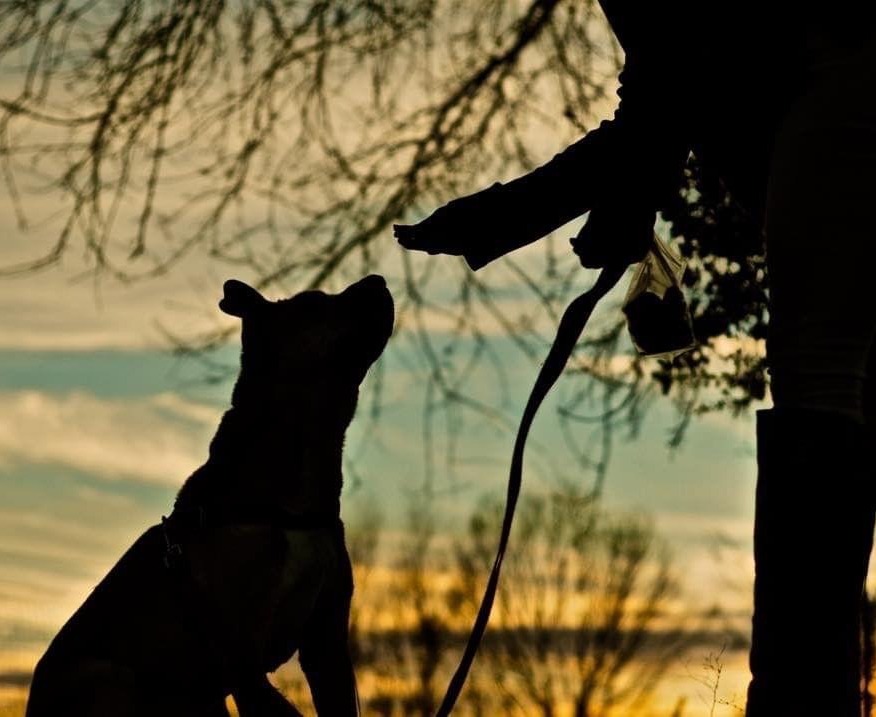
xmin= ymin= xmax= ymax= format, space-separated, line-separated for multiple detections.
xmin=220 ymin=275 xmax=394 ymax=415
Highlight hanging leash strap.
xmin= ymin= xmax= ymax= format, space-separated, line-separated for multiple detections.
xmin=435 ymin=264 xmax=626 ymax=716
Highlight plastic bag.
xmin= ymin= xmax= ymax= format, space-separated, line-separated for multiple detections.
xmin=622 ymin=235 xmax=696 ymax=359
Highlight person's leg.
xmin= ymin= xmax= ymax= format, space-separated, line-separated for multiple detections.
xmin=747 ymin=410 xmax=874 ymax=715
xmin=747 ymin=42 xmax=876 ymax=716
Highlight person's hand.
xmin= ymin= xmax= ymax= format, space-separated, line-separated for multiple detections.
xmin=394 ymin=183 xmax=504 ymax=257
xmin=571 ymin=203 xmax=655 ymax=268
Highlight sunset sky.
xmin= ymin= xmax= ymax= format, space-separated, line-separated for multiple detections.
xmin=0 ymin=214 xmax=766 ymax=712
xmin=0 ymin=4 xmax=795 ymax=713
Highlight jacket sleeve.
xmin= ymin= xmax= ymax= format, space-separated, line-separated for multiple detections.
xmin=463 ymin=55 xmax=690 ymax=270
xmin=602 ymin=57 xmax=691 ymax=206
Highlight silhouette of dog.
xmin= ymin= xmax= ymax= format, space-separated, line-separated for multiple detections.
xmin=26 ymin=275 xmax=394 ymax=717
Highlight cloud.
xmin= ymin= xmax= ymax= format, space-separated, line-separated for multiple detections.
xmin=0 ymin=255 xmax=238 ymax=350
xmin=0 ymin=390 xmax=222 ymax=485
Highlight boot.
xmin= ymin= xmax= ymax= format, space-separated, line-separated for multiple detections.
xmin=746 ymin=408 xmax=875 ymax=716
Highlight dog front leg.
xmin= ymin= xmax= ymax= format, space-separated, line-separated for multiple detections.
xmin=299 ymin=631 xmax=358 ymax=717
xmin=232 ymin=675 xmax=304 ymax=717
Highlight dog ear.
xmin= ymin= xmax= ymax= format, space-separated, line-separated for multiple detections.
xmin=219 ymin=280 xmax=267 ymax=317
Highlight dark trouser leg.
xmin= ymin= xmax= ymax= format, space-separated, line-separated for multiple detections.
xmin=747 ymin=409 xmax=874 ymax=716
xmin=748 ymin=39 xmax=876 ymax=717
xmin=862 ymin=349 xmax=876 ymax=711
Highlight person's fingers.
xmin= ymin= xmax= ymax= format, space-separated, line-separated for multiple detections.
xmin=571 ymin=220 xmax=609 ymax=268
xmin=394 ymin=222 xmax=446 ymax=254
xmin=571 ymin=207 xmax=654 ymax=268
xmin=394 ymin=222 xmax=433 ymax=245
xmin=393 ymin=224 xmax=419 ymax=249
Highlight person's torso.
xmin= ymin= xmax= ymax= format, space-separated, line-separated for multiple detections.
xmin=603 ymin=2 xmax=876 ymax=213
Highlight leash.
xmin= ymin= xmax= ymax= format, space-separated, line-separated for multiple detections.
xmin=435 ymin=264 xmax=626 ymax=716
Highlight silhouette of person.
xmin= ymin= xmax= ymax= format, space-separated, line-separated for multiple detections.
xmin=396 ymin=4 xmax=876 ymax=715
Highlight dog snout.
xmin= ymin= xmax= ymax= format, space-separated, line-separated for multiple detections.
xmin=341 ymin=275 xmax=394 ymax=340
xmin=343 ymin=274 xmax=391 ymax=305
xmin=350 ymin=274 xmax=386 ymax=292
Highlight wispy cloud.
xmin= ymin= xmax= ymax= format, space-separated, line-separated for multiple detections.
xmin=0 ymin=256 xmax=236 ymax=350
xmin=0 ymin=390 xmax=221 ymax=485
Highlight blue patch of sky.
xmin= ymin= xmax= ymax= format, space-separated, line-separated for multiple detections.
xmin=0 ymin=349 xmax=237 ymax=404
xmin=0 ymin=339 xmax=759 ymax=524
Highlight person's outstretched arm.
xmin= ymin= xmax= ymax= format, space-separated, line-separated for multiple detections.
xmin=395 ymin=9 xmax=690 ymax=270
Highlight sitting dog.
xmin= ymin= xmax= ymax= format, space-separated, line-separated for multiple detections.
xmin=26 ymin=275 xmax=395 ymax=717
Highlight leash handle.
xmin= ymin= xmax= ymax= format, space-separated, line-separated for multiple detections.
xmin=435 ymin=264 xmax=626 ymax=716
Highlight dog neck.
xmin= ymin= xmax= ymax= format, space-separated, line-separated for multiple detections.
xmin=175 ymin=394 xmax=353 ymax=519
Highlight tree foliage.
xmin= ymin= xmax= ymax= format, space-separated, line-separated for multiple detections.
xmin=312 ymin=490 xmax=685 ymax=715
xmin=0 ymin=0 xmax=766 ymax=476
xmin=452 ymin=490 xmax=685 ymax=716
